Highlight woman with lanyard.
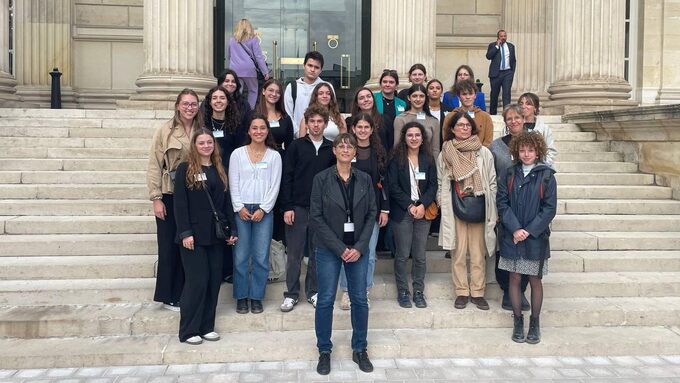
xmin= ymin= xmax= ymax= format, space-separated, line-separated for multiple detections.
xmin=229 ymin=114 xmax=282 ymax=314
xmin=203 ymin=85 xmax=243 ymax=169
xmin=173 ymin=128 xmax=237 ymax=345
xmin=387 ymin=121 xmax=437 ymax=309
xmin=338 ymin=113 xmax=389 ymax=311
xmin=393 ymin=83 xmax=441 ymax=160
xmin=310 ymin=133 xmax=376 ymax=375
xmin=147 ymin=88 xmax=202 ymax=311
xmin=298 ymin=82 xmax=346 ymax=140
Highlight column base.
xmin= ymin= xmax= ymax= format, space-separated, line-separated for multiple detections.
xmin=0 ymin=71 xmax=18 ymax=103
xmin=126 ymin=73 xmax=217 ymax=108
xmin=547 ymin=80 xmax=637 ymax=114
xmin=14 ymin=86 xmax=78 ymax=109
xmin=656 ymin=88 xmax=680 ymax=105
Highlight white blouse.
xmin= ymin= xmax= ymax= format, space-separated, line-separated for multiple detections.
xmin=228 ymin=147 xmax=282 ymax=213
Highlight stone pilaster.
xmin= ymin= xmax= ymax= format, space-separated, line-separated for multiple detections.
xmin=124 ymin=0 xmax=215 ymax=108
xmin=656 ymin=0 xmax=680 ymax=104
xmin=13 ymin=0 xmax=75 ymax=107
xmin=504 ymin=0 xmax=552 ymax=100
xmin=0 ymin=0 xmax=18 ymax=103
xmin=365 ymin=0 xmax=437 ymax=90
xmin=547 ymin=0 xmax=636 ymax=113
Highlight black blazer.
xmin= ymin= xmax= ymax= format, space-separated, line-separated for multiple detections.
xmin=386 ymin=152 xmax=437 ymax=222
xmin=486 ymin=42 xmax=516 ymax=78
xmin=173 ymin=162 xmax=237 ymax=246
xmin=310 ymin=166 xmax=377 ymax=258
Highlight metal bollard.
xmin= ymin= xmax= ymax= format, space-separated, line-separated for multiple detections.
xmin=50 ymin=68 xmax=62 ymax=109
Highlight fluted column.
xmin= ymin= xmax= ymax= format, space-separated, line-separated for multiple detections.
xmin=364 ymin=0 xmax=437 ymax=89
xmin=504 ymin=0 xmax=553 ymax=99
xmin=547 ymin=0 xmax=636 ymax=113
xmin=0 ymin=0 xmax=17 ymax=102
xmin=13 ymin=0 xmax=74 ymax=107
xmin=127 ymin=0 xmax=214 ymax=105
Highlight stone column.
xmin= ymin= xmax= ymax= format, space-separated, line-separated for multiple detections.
xmin=125 ymin=0 xmax=215 ymax=108
xmin=547 ymin=0 xmax=636 ymax=113
xmin=0 ymin=0 xmax=17 ymax=103
xmin=504 ymin=0 xmax=553 ymax=100
xmin=656 ymin=0 xmax=680 ymax=104
xmin=13 ymin=0 xmax=74 ymax=107
xmin=364 ymin=0 xmax=437 ymax=90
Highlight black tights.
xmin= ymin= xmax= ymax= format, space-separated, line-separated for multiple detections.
xmin=509 ymin=272 xmax=543 ymax=318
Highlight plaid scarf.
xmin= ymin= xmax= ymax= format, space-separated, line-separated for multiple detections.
xmin=442 ymin=135 xmax=485 ymax=196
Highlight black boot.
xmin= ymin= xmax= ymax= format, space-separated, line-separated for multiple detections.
xmin=526 ymin=316 xmax=541 ymax=344
xmin=512 ymin=314 xmax=525 ymax=343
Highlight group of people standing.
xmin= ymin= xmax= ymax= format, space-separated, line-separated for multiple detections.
xmin=145 ymin=22 xmax=557 ymax=376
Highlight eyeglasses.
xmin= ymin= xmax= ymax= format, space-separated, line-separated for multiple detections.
xmin=335 ymin=144 xmax=356 ymax=151
xmin=455 ymin=123 xmax=472 ymax=129
xmin=382 ymin=69 xmax=398 ymax=75
xmin=180 ymin=102 xmax=199 ymax=109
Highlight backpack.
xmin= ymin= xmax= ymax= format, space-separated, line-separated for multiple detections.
xmin=288 ymin=80 xmax=298 ymax=112
xmin=506 ymin=166 xmax=551 ymax=200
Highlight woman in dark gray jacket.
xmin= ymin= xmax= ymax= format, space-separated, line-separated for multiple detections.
xmin=309 ymin=133 xmax=376 ymax=376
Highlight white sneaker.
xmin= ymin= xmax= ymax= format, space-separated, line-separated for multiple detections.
xmin=202 ymin=332 xmax=220 ymax=341
xmin=340 ymin=291 xmax=350 ymax=310
xmin=185 ymin=335 xmax=203 ymax=345
xmin=163 ymin=303 xmax=180 ymax=312
xmin=280 ymin=297 xmax=298 ymax=312
xmin=308 ymin=293 xmax=318 ymax=308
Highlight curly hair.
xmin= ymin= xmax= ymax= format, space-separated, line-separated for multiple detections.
xmin=185 ymin=128 xmax=228 ymax=190
xmin=391 ymin=121 xmax=434 ymax=166
xmin=203 ymin=86 xmax=240 ymax=134
xmin=509 ymin=131 xmax=549 ymax=164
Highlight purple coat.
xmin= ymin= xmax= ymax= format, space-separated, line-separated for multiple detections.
xmin=228 ymin=37 xmax=268 ymax=78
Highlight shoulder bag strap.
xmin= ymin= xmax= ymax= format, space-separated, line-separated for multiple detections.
xmin=202 ymin=184 xmax=221 ymax=222
xmin=238 ymin=41 xmax=259 ymax=68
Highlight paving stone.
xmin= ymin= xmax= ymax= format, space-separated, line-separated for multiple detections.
xmin=135 ymin=365 xmax=168 ymax=376
xmin=195 ymin=365 xmax=225 ymax=374
xmin=175 ymin=375 xmax=205 ymax=383
xmin=559 ymin=356 xmax=586 ymax=366
xmin=86 ymin=378 xmax=114 ymax=383
xmin=235 ymin=372 xmax=266 ymax=382
xmin=528 ymin=367 xmax=562 ymax=378
xmin=252 ymin=362 xmax=282 ymax=371
xmin=661 ymin=355 xmax=680 ymax=364
xmin=104 ymin=367 xmax=137 ymax=376
xmin=0 ymin=371 xmax=16 ymax=379
xmin=297 ymin=370 xmax=327 ymax=382
xmin=15 ymin=369 xmax=47 ymax=378
xmin=394 ymin=359 xmax=424 ymax=368
xmin=610 ymin=356 xmax=644 ymax=366
xmin=46 ymin=368 xmax=78 ymax=377
xmin=583 ymin=356 xmax=613 ymax=365
xmin=164 ymin=365 xmax=196 ymax=376
xmin=355 ymin=368 xmax=387 ymax=381
xmin=420 ymin=358 xmax=452 ymax=367
xmin=55 ymin=379 xmax=81 ymax=383
xmin=638 ymin=366 xmax=678 ymax=377
xmin=116 ymin=377 xmax=147 ymax=383
xmin=413 ymin=368 xmax=447 ymax=379
xmin=441 ymin=367 xmax=476 ymax=379
xmin=637 ymin=355 xmax=670 ymax=365
xmin=501 ymin=367 xmax=533 ymax=379
xmin=258 ymin=370 xmax=297 ymax=382
xmin=557 ymin=367 xmax=588 ymax=378
xmin=370 ymin=359 xmax=397 ymax=369
xmin=477 ymin=357 xmax=506 ymax=367
xmin=204 ymin=374 xmax=239 ymax=383
xmin=610 ymin=366 xmax=643 ymax=377
xmin=326 ymin=368 xmax=356 ymax=381
xmin=504 ymin=357 xmax=533 ymax=367
xmin=474 ymin=368 xmax=505 ymax=379
xmin=585 ymin=367 xmax=616 ymax=377
xmin=283 ymin=361 xmax=311 ymax=370
xmin=384 ymin=368 xmax=417 ymax=379
xmin=449 ymin=358 xmax=479 ymax=367
xmin=531 ymin=357 xmax=563 ymax=367
xmin=147 ymin=378 xmax=176 ymax=383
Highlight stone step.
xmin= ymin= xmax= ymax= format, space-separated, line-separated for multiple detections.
xmin=491 ymin=114 xmax=564 ymax=124
xmin=0 ymin=148 xmax=49 ymax=159
xmin=0 ymin=199 xmax=152 ymax=216
xmin=0 ymin=159 xmax=65 ymax=171
xmin=556 ymin=185 xmax=671 ymax=199
xmin=3 ymin=216 xmax=155 ymax=234
xmin=1 ymin=326 xmax=679 ymax=368
xmin=558 ymin=152 xmax=622 ymax=162
xmin=62 ymin=159 xmax=148 ymax=171
xmin=0 ymin=118 xmax=102 ymax=128
xmin=0 ymin=127 xmax=70 ymax=138
xmin=554 ymin=173 xmax=654 ymax=185
xmin=554 ymin=161 xmax=638 ymax=173
xmin=68 ymin=126 xmax=157 ymax=138
xmin=2 ymin=297 xmax=679 ymax=339
xmin=0 ymin=184 xmax=147 ymax=199
xmin=571 ymin=250 xmax=680 ymax=272
xmin=0 ymin=255 xmax=156 ymax=280
xmin=1 ymin=271 xmax=679 ymax=305
xmin=552 ymin=215 xmax=680 ymax=232
xmin=0 ymin=234 xmax=157 ymax=256
xmin=0 ymin=108 xmax=169 ymax=119
xmin=47 ymin=148 xmax=148 ymax=159
xmin=553 ymin=141 xmax=608 ymax=152
xmin=0 ymin=137 xmax=86 ymax=148
xmin=1 ymin=171 xmax=146 ymax=184
xmin=562 ymin=199 xmax=680 ymax=215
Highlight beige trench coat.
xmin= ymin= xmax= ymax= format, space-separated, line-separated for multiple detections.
xmin=146 ymin=120 xmax=191 ymax=200
xmin=436 ymin=146 xmax=498 ymax=259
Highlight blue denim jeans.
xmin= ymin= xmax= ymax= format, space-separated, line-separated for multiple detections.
xmin=233 ymin=204 xmax=273 ymax=300
xmin=315 ymin=247 xmax=369 ymax=353
xmin=339 ymin=222 xmax=379 ymax=291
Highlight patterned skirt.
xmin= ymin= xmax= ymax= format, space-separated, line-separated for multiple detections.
xmin=498 ymin=256 xmax=548 ymax=277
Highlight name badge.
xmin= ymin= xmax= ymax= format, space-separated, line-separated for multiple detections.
xmin=213 ymin=130 xmax=224 ymax=138
xmin=415 ymin=172 xmax=426 ymax=180
xmin=397 ymin=105 xmax=405 ymax=112
xmin=344 ymin=222 xmax=355 ymax=233
xmin=351 ymin=157 xmax=357 ymax=163
xmin=269 ymin=120 xmax=280 ymax=128
xmin=194 ymin=173 xmax=207 ymax=181
xmin=256 ymin=161 xmax=268 ymax=169
xmin=467 ymin=111 xmax=475 ymax=119
xmin=416 ymin=112 xmax=426 ymax=120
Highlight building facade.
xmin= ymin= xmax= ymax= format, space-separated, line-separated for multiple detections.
xmin=0 ymin=0 xmax=678 ymax=113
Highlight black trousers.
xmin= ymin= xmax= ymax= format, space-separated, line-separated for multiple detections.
xmin=221 ymin=243 xmax=233 ymax=279
xmin=153 ymin=194 xmax=184 ymax=304
xmin=489 ymin=70 xmax=514 ymax=115
xmin=495 ymin=251 xmax=529 ymax=293
xmin=179 ymin=242 xmax=224 ymax=342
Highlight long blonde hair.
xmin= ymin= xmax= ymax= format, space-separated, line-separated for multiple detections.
xmin=185 ymin=128 xmax=228 ymax=191
xmin=233 ymin=19 xmax=255 ymax=42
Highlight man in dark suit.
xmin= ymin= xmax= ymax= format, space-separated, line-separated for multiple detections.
xmin=486 ymin=30 xmax=516 ymax=115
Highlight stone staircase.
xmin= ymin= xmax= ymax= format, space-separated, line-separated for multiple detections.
xmin=0 ymin=109 xmax=679 ymax=368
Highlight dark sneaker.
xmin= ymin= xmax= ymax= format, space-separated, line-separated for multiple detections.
xmin=397 ymin=291 xmax=412 ymax=308
xmin=413 ymin=291 xmax=427 ymax=308
xmin=352 ymin=350 xmax=374 ymax=373
xmin=471 ymin=297 xmax=490 ymax=310
xmin=236 ymin=298 xmax=249 ymax=314
xmin=317 ymin=352 xmax=331 ymax=375
xmin=454 ymin=295 xmax=468 ymax=309
xmin=250 ymin=299 xmax=263 ymax=314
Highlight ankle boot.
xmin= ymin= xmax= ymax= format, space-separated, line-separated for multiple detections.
xmin=511 ymin=314 xmax=525 ymax=343
xmin=526 ymin=316 xmax=541 ymax=344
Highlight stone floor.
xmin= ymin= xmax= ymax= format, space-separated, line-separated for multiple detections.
xmin=2 ymin=355 xmax=680 ymax=383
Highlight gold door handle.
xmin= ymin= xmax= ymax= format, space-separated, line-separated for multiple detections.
xmin=340 ymin=54 xmax=351 ymax=89
xmin=272 ymin=40 xmax=278 ymax=80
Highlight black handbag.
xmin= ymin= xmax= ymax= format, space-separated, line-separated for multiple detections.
xmin=451 ymin=180 xmax=486 ymax=223
xmin=203 ymin=186 xmax=230 ymax=240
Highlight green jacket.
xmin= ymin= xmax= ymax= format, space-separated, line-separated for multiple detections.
xmin=373 ymin=91 xmax=407 ymax=116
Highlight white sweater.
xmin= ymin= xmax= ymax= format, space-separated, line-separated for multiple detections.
xmin=228 ymin=147 xmax=282 ymax=213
